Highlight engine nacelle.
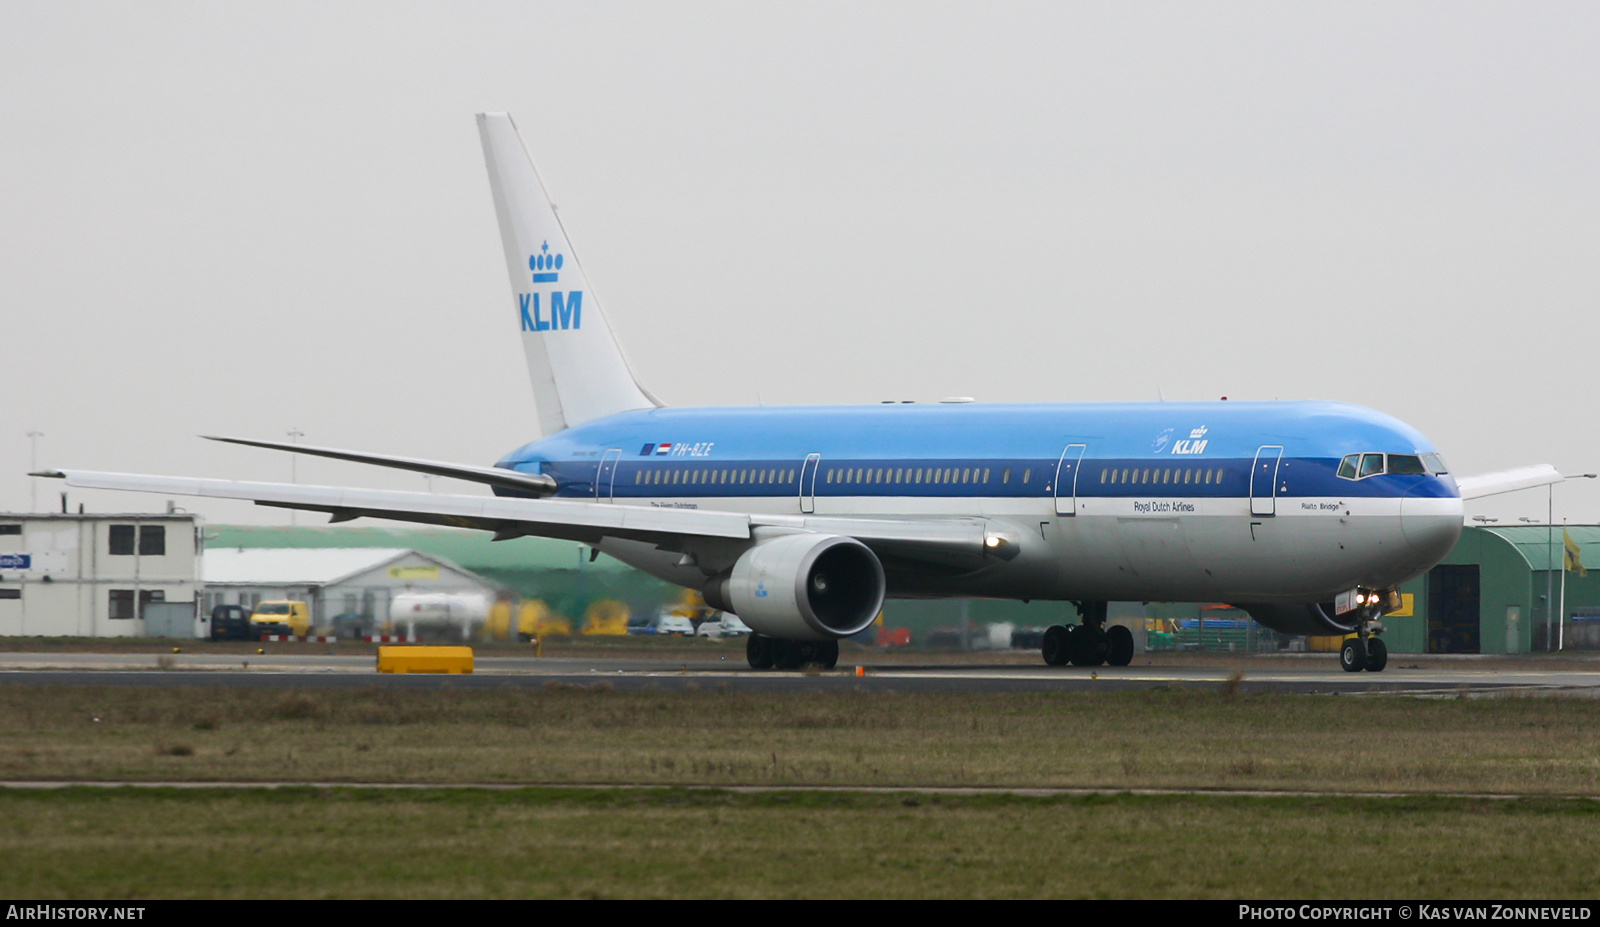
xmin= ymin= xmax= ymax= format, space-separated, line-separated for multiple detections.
xmin=703 ymin=534 xmax=885 ymax=641
xmin=1237 ymin=602 xmax=1356 ymax=637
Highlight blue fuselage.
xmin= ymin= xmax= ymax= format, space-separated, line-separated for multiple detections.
xmin=494 ymin=399 xmax=1463 ymax=607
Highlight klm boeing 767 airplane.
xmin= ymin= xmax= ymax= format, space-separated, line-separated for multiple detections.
xmin=38 ymin=113 xmax=1564 ymax=673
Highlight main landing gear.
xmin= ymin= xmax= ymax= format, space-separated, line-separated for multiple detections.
xmin=746 ymin=633 xmax=839 ymax=671
xmin=1041 ymin=601 xmax=1134 ymax=668
xmin=1339 ymin=605 xmax=1389 ymax=673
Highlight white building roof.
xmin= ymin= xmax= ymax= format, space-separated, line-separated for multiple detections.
xmin=201 ymin=548 xmax=419 ymax=585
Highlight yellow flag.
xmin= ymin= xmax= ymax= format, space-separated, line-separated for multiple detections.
xmin=1564 ymin=528 xmax=1586 ymax=577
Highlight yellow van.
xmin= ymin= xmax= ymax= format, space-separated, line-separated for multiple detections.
xmin=250 ymin=601 xmax=311 ymax=638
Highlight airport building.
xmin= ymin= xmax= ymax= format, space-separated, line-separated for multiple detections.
xmin=200 ymin=547 xmax=502 ymax=637
xmin=1385 ymin=525 xmax=1600 ymax=655
xmin=0 ymin=512 xmax=201 ymax=637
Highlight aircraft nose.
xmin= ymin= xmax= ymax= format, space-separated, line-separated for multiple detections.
xmin=1400 ymin=483 xmax=1463 ymax=562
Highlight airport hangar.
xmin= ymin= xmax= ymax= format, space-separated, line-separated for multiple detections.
xmin=5 ymin=513 xmax=1600 ymax=653
xmin=199 ymin=547 xmax=503 ymax=636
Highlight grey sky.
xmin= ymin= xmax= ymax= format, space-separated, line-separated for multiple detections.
xmin=4 ymin=2 xmax=1599 ymax=526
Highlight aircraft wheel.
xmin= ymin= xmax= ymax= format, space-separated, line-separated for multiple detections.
xmin=1105 ymin=625 xmax=1135 ymax=667
xmin=746 ymin=633 xmax=774 ymax=670
xmin=1339 ymin=638 xmax=1368 ymax=673
xmin=814 ymin=640 xmax=840 ymax=670
xmin=1069 ymin=625 xmax=1107 ymax=667
xmin=773 ymin=639 xmax=805 ymax=670
xmin=1365 ymin=637 xmax=1388 ymax=673
xmin=1041 ymin=625 xmax=1072 ymax=666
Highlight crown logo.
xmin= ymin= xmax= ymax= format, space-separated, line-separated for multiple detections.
xmin=1189 ymin=426 xmax=1208 ymax=440
xmin=529 ymin=241 xmax=564 ymax=283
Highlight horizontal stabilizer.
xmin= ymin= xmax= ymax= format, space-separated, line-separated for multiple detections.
xmin=202 ymin=435 xmax=558 ymax=496
xmin=1454 ymin=464 xmax=1563 ymax=500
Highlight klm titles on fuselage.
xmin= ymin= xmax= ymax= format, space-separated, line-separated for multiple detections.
xmin=1156 ymin=426 xmax=1210 ymax=456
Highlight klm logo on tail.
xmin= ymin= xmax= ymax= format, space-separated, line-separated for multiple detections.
xmin=519 ymin=241 xmax=582 ymax=331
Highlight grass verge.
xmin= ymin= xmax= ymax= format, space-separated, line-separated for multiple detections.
xmin=1 ymin=786 xmax=1596 ymax=899
xmin=2 ymin=685 xmax=1600 ymax=795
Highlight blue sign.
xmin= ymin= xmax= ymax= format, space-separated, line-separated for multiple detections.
xmin=0 ymin=554 xmax=30 ymax=570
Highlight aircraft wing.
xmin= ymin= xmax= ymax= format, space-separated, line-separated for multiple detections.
xmin=32 ymin=469 xmax=997 ymax=562
xmin=1454 ymin=464 xmax=1564 ymax=500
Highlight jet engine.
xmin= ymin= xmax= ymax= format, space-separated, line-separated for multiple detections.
xmin=1237 ymin=602 xmax=1356 ymax=637
xmin=703 ymin=533 xmax=885 ymax=641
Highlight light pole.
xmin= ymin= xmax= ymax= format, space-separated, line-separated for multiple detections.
xmin=287 ymin=427 xmax=304 ymax=526
xmin=26 ymin=430 xmax=43 ymax=512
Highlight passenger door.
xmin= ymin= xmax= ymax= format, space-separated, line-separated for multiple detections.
xmin=1054 ymin=444 xmax=1087 ymax=516
xmin=1250 ymin=445 xmax=1284 ymax=516
xmin=799 ymin=453 xmax=821 ymax=514
xmin=596 ymin=448 xmax=622 ymax=502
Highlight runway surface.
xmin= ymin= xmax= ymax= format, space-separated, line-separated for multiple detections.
xmin=2 ymin=650 xmax=1598 ymax=695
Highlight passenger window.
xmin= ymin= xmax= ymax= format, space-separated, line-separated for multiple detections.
xmin=1023 ymin=469 xmax=1032 ymax=483
xmin=1003 ymin=469 xmax=1011 ymax=484
xmin=1337 ymin=455 xmax=1359 ymax=479
xmin=1359 ymin=454 xmax=1385 ymax=478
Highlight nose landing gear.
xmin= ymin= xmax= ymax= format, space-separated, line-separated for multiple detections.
xmin=1041 ymin=601 xmax=1134 ymax=668
xmin=1339 ymin=604 xmax=1389 ymax=673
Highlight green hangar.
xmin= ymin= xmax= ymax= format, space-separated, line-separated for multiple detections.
xmin=1386 ymin=525 xmax=1600 ymax=654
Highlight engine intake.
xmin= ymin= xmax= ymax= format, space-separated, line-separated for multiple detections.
xmin=704 ymin=534 xmax=885 ymax=641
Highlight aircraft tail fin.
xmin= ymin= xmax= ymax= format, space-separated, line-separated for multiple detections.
xmin=477 ymin=112 xmax=660 ymax=435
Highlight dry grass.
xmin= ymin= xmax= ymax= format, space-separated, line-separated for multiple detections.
xmin=2 ymin=685 xmax=1599 ymax=795
xmin=0 ymin=787 xmax=1596 ymax=899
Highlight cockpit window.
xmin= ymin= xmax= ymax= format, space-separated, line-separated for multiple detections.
xmin=1339 ymin=451 xmax=1447 ymax=481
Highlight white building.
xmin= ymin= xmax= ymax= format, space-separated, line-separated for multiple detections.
xmin=0 ymin=513 xmax=201 ymax=637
